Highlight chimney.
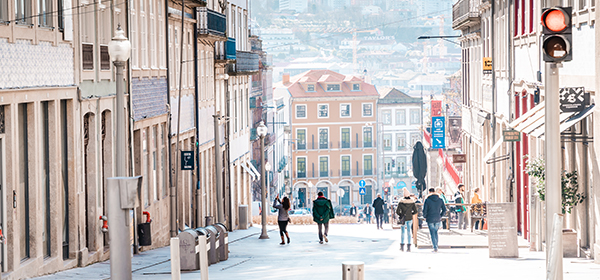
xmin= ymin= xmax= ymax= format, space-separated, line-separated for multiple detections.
xmin=282 ymin=73 xmax=290 ymax=84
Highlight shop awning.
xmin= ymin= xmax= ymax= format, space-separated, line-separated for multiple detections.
xmin=241 ymin=161 xmax=257 ymax=181
xmin=247 ymin=161 xmax=261 ymax=181
xmin=483 ymin=138 xmax=504 ymax=163
xmin=508 ymin=102 xmax=595 ymax=139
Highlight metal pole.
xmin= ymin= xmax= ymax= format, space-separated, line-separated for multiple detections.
xmin=259 ymin=134 xmax=269 ymax=239
xmin=213 ymin=115 xmax=224 ymax=223
xmin=545 ymin=62 xmax=562 ymax=279
xmin=115 ymin=61 xmax=126 ymax=177
xmin=107 ymin=179 xmax=133 ymax=280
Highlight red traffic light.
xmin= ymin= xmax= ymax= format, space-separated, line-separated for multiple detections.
xmin=541 ymin=7 xmax=572 ymax=62
xmin=541 ymin=7 xmax=571 ymax=33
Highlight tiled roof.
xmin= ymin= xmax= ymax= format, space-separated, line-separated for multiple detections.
xmin=282 ymin=70 xmax=379 ymax=98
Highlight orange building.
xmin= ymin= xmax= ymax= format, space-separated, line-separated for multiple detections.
xmin=278 ymin=70 xmax=379 ymax=209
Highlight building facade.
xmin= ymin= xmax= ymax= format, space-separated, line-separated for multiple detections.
xmin=278 ymin=70 xmax=379 ymax=209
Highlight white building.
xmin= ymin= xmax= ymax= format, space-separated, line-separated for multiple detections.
xmin=279 ymin=0 xmax=309 ymax=12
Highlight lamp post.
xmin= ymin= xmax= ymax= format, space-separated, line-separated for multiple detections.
xmin=108 ymin=25 xmax=131 ymax=177
xmin=389 ymin=177 xmax=395 ymax=200
xmin=308 ymin=181 xmax=314 ymax=208
xmin=265 ymin=161 xmax=272 ymax=200
xmin=257 ymin=121 xmax=269 ymax=239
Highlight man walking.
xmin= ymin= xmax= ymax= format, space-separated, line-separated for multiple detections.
xmin=313 ymin=192 xmax=334 ymax=244
xmin=423 ymin=188 xmax=447 ymax=252
xmin=454 ymin=184 xmax=467 ymax=230
xmin=373 ymin=194 xmax=385 ymax=229
xmin=363 ymin=203 xmax=372 ymax=224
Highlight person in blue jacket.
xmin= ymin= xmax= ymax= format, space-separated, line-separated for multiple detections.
xmin=423 ymin=187 xmax=447 ymax=252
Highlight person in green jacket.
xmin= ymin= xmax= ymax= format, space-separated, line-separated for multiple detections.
xmin=312 ymin=191 xmax=335 ymax=244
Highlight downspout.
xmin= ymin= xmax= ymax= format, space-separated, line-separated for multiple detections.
xmin=194 ymin=8 xmax=201 ymax=228
xmin=490 ymin=0 xmax=497 ymax=202
xmin=166 ymin=0 xmax=176 ymax=238
xmin=225 ymin=76 xmax=232 ymax=231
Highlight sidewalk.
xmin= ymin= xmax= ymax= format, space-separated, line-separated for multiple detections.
xmin=415 ymin=227 xmax=529 ymax=249
xmin=31 ymin=223 xmax=600 ymax=280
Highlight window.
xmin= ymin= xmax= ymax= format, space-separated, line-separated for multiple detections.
xmin=396 ymin=109 xmax=406 ymax=125
xmin=382 ymin=110 xmax=391 ymax=124
xmin=319 ymin=128 xmax=328 ymax=149
xmin=341 ymin=128 xmax=350 ymax=148
xmin=384 ymin=157 xmax=392 ymax=175
xmin=410 ymin=109 xmax=421 ymax=124
xmin=100 ymin=46 xmax=110 ymax=70
xmin=307 ymin=84 xmax=315 ymax=91
xmin=38 ymin=0 xmax=53 ymax=27
xmin=340 ymin=104 xmax=350 ymax=117
xmin=398 ymin=157 xmax=406 ymax=174
xmin=352 ymin=83 xmax=360 ymax=91
xmin=319 ymin=157 xmax=329 ymax=177
xmin=326 ymin=84 xmax=340 ymax=91
xmin=15 ymin=0 xmax=32 ymax=25
xmin=362 ymin=103 xmax=373 ymax=117
xmin=0 ymin=0 xmax=8 ymax=22
xmin=41 ymin=102 xmax=51 ymax=258
xmin=318 ymin=104 xmax=328 ymax=118
xmin=364 ymin=155 xmax=373 ymax=176
xmin=383 ymin=134 xmax=392 ymax=151
xmin=396 ymin=133 xmax=406 ymax=150
xmin=82 ymin=44 xmax=94 ymax=70
xmin=152 ymin=126 xmax=158 ymax=201
xmin=296 ymin=129 xmax=306 ymax=150
xmin=296 ymin=105 xmax=306 ymax=118
xmin=341 ymin=156 xmax=351 ymax=176
xmin=410 ymin=132 xmax=420 ymax=147
xmin=363 ymin=127 xmax=372 ymax=148
xmin=297 ymin=157 xmax=306 ymax=178
xmin=19 ymin=104 xmax=31 ymax=260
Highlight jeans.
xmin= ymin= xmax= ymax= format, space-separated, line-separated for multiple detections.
xmin=318 ymin=222 xmax=329 ymax=241
xmin=365 ymin=214 xmax=371 ymax=223
xmin=428 ymin=222 xmax=442 ymax=250
xmin=278 ymin=220 xmax=288 ymax=236
xmin=457 ymin=212 xmax=467 ymax=229
xmin=375 ymin=213 xmax=384 ymax=228
xmin=401 ymin=220 xmax=413 ymax=244
xmin=475 ymin=219 xmax=485 ymax=230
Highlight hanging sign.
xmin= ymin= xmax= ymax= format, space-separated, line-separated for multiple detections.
xmin=181 ymin=151 xmax=194 ymax=170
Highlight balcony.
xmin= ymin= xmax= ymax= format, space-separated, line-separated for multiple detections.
xmin=452 ymin=0 xmax=480 ymax=30
xmin=278 ymin=156 xmax=287 ymax=172
xmin=196 ymin=7 xmax=226 ymax=41
xmin=229 ymin=51 xmax=260 ymax=75
xmin=173 ymin=0 xmax=206 ymax=8
xmin=215 ymin=37 xmax=236 ymax=61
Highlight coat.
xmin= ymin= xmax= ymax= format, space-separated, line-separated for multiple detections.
xmin=372 ymin=197 xmax=385 ymax=214
xmin=422 ymin=194 xmax=447 ymax=223
xmin=396 ymin=198 xmax=418 ymax=222
xmin=312 ymin=197 xmax=334 ymax=224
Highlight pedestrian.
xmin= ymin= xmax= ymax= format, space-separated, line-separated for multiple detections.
xmin=454 ymin=184 xmax=467 ymax=230
xmin=423 ymin=188 xmax=447 ymax=252
xmin=436 ymin=187 xmax=449 ymax=229
xmin=396 ymin=188 xmax=418 ymax=252
xmin=312 ymin=191 xmax=334 ymax=244
xmin=471 ymin=187 xmax=485 ymax=230
xmin=383 ymin=200 xmax=390 ymax=224
xmin=363 ymin=203 xmax=372 ymax=224
xmin=373 ymin=194 xmax=385 ymax=229
xmin=273 ymin=194 xmax=291 ymax=245
xmin=350 ymin=203 xmax=358 ymax=217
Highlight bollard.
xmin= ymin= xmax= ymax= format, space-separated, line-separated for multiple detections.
xmin=171 ymin=237 xmax=181 ymax=280
xmin=196 ymin=232 xmax=210 ymax=280
xmin=342 ymin=261 xmax=364 ymax=280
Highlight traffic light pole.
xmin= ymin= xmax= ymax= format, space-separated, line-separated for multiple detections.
xmin=545 ymin=62 xmax=563 ymax=280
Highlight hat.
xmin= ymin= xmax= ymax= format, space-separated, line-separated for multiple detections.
xmin=402 ymin=187 xmax=411 ymax=198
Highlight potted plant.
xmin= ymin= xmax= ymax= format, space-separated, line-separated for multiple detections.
xmin=524 ymin=156 xmax=586 ymax=257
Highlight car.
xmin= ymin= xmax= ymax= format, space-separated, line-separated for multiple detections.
xmin=290 ymin=208 xmax=311 ymax=216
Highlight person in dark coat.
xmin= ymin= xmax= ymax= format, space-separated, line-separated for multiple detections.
xmin=372 ymin=194 xmax=385 ymax=229
xmin=312 ymin=192 xmax=334 ymax=244
xmin=423 ymin=188 xmax=447 ymax=252
xmin=383 ymin=201 xmax=390 ymax=224
xmin=396 ymin=188 xmax=418 ymax=251
xmin=363 ymin=203 xmax=372 ymax=224
xmin=350 ymin=203 xmax=358 ymax=218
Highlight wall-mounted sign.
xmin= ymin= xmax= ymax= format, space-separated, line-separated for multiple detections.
xmin=181 ymin=151 xmax=194 ymax=170
xmin=503 ymin=129 xmax=521 ymax=142
xmin=559 ymin=87 xmax=589 ymax=112
xmin=452 ymin=154 xmax=467 ymax=163
xmin=483 ymin=57 xmax=492 ymax=74
xmin=431 ymin=116 xmax=446 ymax=149
xmin=431 ymin=100 xmax=442 ymax=117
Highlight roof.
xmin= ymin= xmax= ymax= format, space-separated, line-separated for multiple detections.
xmin=278 ymin=70 xmax=379 ymax=99
xmin=378 ymin=88 xmax=422 ymax=104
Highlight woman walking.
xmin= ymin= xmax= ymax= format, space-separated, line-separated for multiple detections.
xmin=273 ymin=194 xmax=291 ymax=245
xmin=396 ymin=188 xmax=418 ymax=252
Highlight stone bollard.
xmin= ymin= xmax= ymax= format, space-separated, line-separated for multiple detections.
xmin=342 ymin=261 xmax=364 ymax=280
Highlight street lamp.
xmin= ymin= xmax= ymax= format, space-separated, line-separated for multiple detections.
xmin=108 ymin=24 xmax=131 ymax=177
xmin=265 ymin=161 xmax=272 ymax=200
xmin=257 ymin=121 xmax=269 ymax=239
xmin=308 ymin=181 xmax=314 ymax=208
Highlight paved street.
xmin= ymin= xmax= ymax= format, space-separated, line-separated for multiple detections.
xmin=32 ymin=223 xmax=600 ymax=280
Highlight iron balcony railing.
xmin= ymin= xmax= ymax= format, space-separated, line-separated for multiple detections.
xmin=215 ymin=37 xmax=236 ymax=61
xmin=197 ymin=7 xmax=226 ymax=38
xmin=172 ymin=0 xmax=206 ymax=9
xmin=452 ymin=0 xmax=481 ymax=30
xmin=295 ymin=140 xmax=377 ymax=151
xmin=232 ymin=51 xmax=259 ymax=74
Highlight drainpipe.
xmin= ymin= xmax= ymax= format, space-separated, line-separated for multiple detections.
xmin=194 ymin=10 xmax=201 ymax=228
xmin=490 ymin=0 xmax=497 ymax=202
xmin=166 ymin=0 xmax=175 ymax=238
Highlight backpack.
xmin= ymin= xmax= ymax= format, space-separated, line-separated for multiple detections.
xmin=395 ymin=203 xmax=406 ymax=225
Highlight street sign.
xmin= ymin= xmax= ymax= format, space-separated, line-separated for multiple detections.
xmin=431 ymin=100 xmax=442 ymax=117
xmin=359 ymin=187 xmax=366 ymax=195
xmin=431 ymin=116 xmax=446 ymax=149
xmin=337 ymin=188 xmax=345 ymax=197
xmin=503 ymin=129 xmax=521 ymax=142
xmin=453 ymin=154 xmax=467 ymax=163
xmin=181 ymin=151 xmax=194 ymax=170
xmin=359 ymin=180 xmax=366 ymax=187
xmin=483 ymin=57 xmax=492 ymax=74
xmin=559 ymin=87 xmax=589 ymax=112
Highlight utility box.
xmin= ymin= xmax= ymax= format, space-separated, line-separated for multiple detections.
xmin=239 ymin=205 xmax=249 ymax=229
xmin=179 ymin=229 xmax=200 ymax=271
xmin=215 ymin=223 xmax=229 ymax=261
xmin=204 ymin=225 xmax=219 ymax=264
xmin=563 ymin=229 xmax=578 ymax=257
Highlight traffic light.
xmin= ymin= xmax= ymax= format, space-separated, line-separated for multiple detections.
xmin=541 ymin=7 xmax=572 ymax=62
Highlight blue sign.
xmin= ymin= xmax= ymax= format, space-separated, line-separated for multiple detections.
xmin=432 ymin=116 xmax=446 ymax=149
xmin=359 ymin=180 xmax=366 ymax=187
xmin=359 ymin=187 xmax=366 ymax=195
xmin=398 ymin=181 xmax=406 ymax=189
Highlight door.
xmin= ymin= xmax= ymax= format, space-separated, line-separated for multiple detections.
xmin=317 ymin=187 xmax=328 ymax=198
xmin=298 ymin=188 xmax=306 ymax=208
xmin=341 ymin=186 xmax=350 ymax=205
xmin=0 ymin=138 xmax=5 ymax=272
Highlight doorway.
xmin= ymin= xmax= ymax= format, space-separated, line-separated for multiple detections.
xmin=0 ymin=138 xmax=4 ymax=272
xmin=340 ymin=186 xmax=350 ymax=205
xmin=297 ymin=188 xmax=306 ymax=208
